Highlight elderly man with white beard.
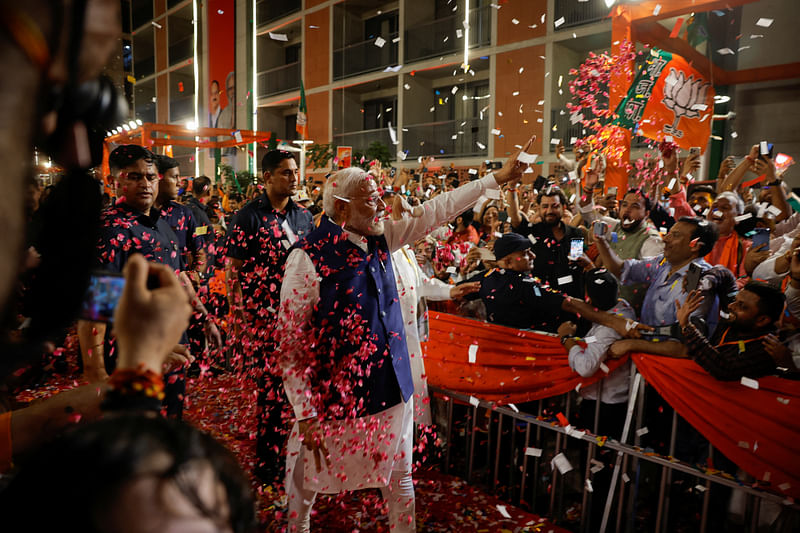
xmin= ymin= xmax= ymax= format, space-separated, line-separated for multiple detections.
xmin=277 ymin=137 xmax=534 ymax=532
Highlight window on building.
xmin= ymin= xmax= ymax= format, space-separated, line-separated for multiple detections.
xmin=133 ymin=25 xmax=155 ymax=79
xmin=121 ymin=0 xmax=131 ymax=34
xmin=131 ymin=1 xmax=153 ymax=30
xmin=168 ymin=5 xmax=194 ymax=66
xmin=134 ymin=78 xmax=156 ymax=124
xmin=363 ymin=97 xmax=396 ymax=130
xmin=364 ymin=10 xmax=398 ymax=40
xmin=170 ymin=65 xmax=195 ymax=124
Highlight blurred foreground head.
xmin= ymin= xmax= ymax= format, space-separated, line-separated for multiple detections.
xmin=0 ymin=0 xmax=124 ymax=336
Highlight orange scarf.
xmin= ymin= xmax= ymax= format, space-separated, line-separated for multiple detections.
xmin=705 ymin=232 xmax=743 ymax=276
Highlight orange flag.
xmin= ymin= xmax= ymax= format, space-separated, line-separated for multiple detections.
xmin=613 ymin=49 xmax=714 ymax=153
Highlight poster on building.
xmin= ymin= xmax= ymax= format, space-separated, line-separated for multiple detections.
xmin=207 ymin=1 xmax=235 ymax=130
xmin=337 ymin=146 xmax=353 ymax=169
xmin=613 ymin=49 xmax=715 ymax=153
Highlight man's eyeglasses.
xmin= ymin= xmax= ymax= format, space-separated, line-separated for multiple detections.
xmin=120 ymin=172 xmax=158 ymax=183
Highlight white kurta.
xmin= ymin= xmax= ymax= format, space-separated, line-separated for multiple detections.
xmin=278 ymin=173 xmax=500 ymax=493
xmin=391 ymin=245 xmax=452 ymax=427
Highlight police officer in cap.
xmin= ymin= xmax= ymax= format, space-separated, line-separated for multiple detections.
xmin=463 ymin=233 xmax=567 ymax=333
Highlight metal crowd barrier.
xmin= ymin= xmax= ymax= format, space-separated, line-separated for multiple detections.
xmin=427 ymin=365 xmax=800 ymax=533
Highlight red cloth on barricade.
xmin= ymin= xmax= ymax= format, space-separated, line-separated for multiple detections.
xmin=632 ymin=353 xmax=800 ymax=501
xmin=423 ymin=312 xmax=629 ymax=404
xmin=423 ymin=312 xmax=800 ymax=500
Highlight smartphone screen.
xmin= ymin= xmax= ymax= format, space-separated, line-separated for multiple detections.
xmin=607 ymin=187 xmax=618 ymax=197
xmin=569 ymin=238 xmax=584 ymax=260
xmin=689 ymin=146 xmax=701 ymax=156
xmin=751 ymin=228 xmax=770 ymax=249
xmin=685 ymin=263 xmax=702 ymax=292
xmin=593 ymin=221 xmax=607 ymax=237
xmin=80 ymin=271 xmax=126 ymax=323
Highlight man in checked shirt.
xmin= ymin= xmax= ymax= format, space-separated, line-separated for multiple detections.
xmin=676 ymin=281 xmax=785 ymax=380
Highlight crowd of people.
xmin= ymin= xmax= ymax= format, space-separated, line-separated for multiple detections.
xmin=0 ymin=1 xmax=798 ymax=531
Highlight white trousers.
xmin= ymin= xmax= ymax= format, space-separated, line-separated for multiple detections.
xmin=286 ymin=448 xmax=416 ymax=533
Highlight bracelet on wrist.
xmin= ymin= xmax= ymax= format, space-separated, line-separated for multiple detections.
xmin=102 ymin=366 xmax=165 ymax=412
xmin=560 ymin=335 xmax=575 ymax=345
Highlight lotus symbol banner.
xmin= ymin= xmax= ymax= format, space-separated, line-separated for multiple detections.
xmin=662 ymin=68 xmax=711 ymax=138
xmin=613 ymin=49 xmax=715 ymax=152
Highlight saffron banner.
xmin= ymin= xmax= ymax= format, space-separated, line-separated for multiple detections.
xmin=423 ymin=312 xmax=628 ymax=404
xmin=424 ymin=313 xmax=800 ymax=500
xmin=632 ymin=353 xmax=800 ymax=501
xmin=613 ymin=49 xmax=714 ymax=153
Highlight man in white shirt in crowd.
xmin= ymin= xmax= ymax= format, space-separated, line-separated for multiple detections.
xmin=557 ymin=267 xmax=635 ymax=531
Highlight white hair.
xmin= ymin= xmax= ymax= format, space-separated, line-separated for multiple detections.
xmin=322 ymin=167 xmax=371 ymax=216
xmin=716 ymin=191 xmax=744 ymax=215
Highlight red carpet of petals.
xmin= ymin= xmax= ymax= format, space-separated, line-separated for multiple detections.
xmin=16 ymin=368 xmax=568 ymax=532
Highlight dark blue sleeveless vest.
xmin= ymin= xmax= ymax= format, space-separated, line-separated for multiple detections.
xmin=293 ymin=216 xmax=414 ymax=417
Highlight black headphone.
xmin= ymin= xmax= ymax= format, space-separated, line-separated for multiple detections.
xmin=35 ymin=0 xmax=128 ymax=171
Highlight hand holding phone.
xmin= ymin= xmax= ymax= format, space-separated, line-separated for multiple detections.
xmin=593 ymin=221 xmax=608 ymax=238
xmin=751 ymin=227 xmax=770 ymax=250
xmin=569 ymin=238 xmax=584 ymax=261
xmin=684 ymin=262 xmax=703 ymax=293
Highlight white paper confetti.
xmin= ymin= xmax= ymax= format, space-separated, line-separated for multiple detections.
xmin=558 ymin=275 xmax=573 ymax=285
xmin=599 ymin=362 xmax=610 ymax=374
xmin=585 ymin=479 xmax=594 ymax=492
xmin=756 ymin=18 xmax=774 ymax=28
xmin=635 ymin=427 xmax=649 ymax=437
xmin=469 ymin=396 xmax=480 ymax=407
xmin=525 ymin=447 xmax=543 ymax=457
xmin=552 ymin=452 xmax=573 ymax=474
xmin=741 ymin=377 xmax=759 ymax=390
xmin=397 ymin=150 xmax=407 ymax=160
xmin=717 ymin=48 xmax=735 ymax=55
xmin=468 ymin=344 xmax=478 ymax=364
xmin=512 ymin=18 xmax=520 ymax=25
xmin=622 ymin=472 xmax=630 ymax=483
xmin=374 ymin=36 xmax=386 ymax=48
xmin=491 ymin=129 xmax=501 ymax=136
xmin=517 ymin=152 xmax=538 ymax=164
xmin=653 ymin=4 xmax=662 ymax=15
xmin=554 ymin=17 xmax=565 ymax=28
xmin=269 ymin=32 xmax=288 ymax=41
xmin=497 ymin=504 xmax=511 ymax=518
xmin=695 ymin=484 xmax=707 ymax=492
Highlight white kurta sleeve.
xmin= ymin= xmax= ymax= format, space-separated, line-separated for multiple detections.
xmin=384 ymin=174 xmax=499 ymax=252
xmin=278 ymin=247 xmax=320 ymax=420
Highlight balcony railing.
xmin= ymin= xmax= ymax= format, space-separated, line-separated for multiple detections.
xmin=554 ymin=0 xmax=612 ymax=30
xmin=403 ymin=118 xmax=488 ymax=159
xmin=332 ymin=128 xmax=395 ymax=157
xmin=405 ymin=5 xmax=491 ymax=64
xmin=256 ymin=0 xmax=300 ymax=27
xmin=333 ymin=33 xmax=399 ymax=80
xmin=258 ymin=62 xmax=301 ymax=98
